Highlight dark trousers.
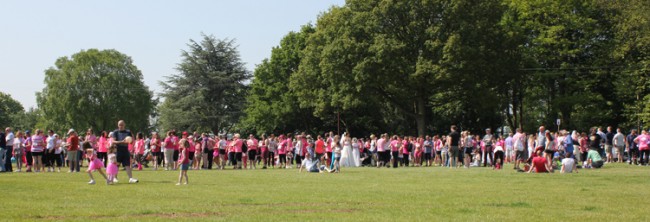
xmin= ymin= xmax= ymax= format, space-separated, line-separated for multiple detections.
xmin=402 ymin=153 xmax=409 ymax=166
xmin=640 ymin=150 xmax=650 ymax=165
xmin=97 ymin=152 xmax=108 ymax=167
xmin=4 ymin=146 xmax=13 ymax=172
xmin=206 ymin=151 xmax=214 ymax=169
xmin=392 ymin=151 xmax=399 ymax=168
xmin=26 ymin=151 xmax=32 ymax=166
xmin=628 ymin=148 xmax=638 ymax=163
xmin=483 ymin=146 xmax=494 ymax=167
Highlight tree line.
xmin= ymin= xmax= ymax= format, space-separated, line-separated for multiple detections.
xmin=2 ymin=0 xmax=648 ymax=137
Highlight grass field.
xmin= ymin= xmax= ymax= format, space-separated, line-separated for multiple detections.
xmin=1 ymin=163 xmax=649 ymax=221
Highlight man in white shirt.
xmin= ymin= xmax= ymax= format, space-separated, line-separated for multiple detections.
xmin=5 ymin=127 xmax=15 ymax=172
xmin=561 ymin=153 xmax=578 ymax=173
xmin=613 ymin=128 xmax=626 ymax=163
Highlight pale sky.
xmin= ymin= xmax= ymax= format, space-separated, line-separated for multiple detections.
xmin=0 ymin=0 xmax=344 ymax=109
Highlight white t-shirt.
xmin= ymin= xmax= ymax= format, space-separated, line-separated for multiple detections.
xmin=47 ymin=136 xmax=56 ymax=150
xmin=6 ymin=132 xmax=15 ymax=145
xmin=561 ymin=158 xmax=575 ymax=173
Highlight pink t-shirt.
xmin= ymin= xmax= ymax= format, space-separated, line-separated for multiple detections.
xmin=31 ymin=135 xmax=45 ymax=152
xmin=278 ymin=140 xmax=287 ymax=155
xmin=164 ymin=137 xmax=174 ymax=150
xmin=402 ymin=140 xmax=410 ymax=154
xmin=377 ymin=139 xmax=385 ymax=152
xmin=134 ymin=139 xmax=145 ymax=154
xmin=326 ymin=137 xmax=333 ymax=152
xmin=390 ymin=140 xmax=399 ymax=152
xmin=247 ymin=139 xmax=258 ymax=150
xmin=172 ymin=136 xmax=179 ymax=151
xmin=187 ymin=139 xmax=195 ymax=152
xmin=98 ymin=137 xmax=108 ymax=152
xmin=86 ymin=135 xmax=97 ymax=149
xmin=233 ymin=139 xmax=243 ymax=152
xmin=637 ymin=135 xmax=649 ymax=151
xmin=434 ymin=140 xmax=443 ymax=151
xmin=285 ymin=139 xmax=293 ymax=153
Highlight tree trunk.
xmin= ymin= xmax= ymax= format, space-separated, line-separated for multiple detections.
xmin=416 ymin=97 xmax=426 ymax=137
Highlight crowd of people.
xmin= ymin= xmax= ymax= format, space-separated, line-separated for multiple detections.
xmin=1 ymin=121 xmax=648 ymax=184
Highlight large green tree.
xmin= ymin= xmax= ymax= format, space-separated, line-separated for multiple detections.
xmin=0 ymin=92 xmax=25 ymax=128
xmin=37 ymin=49 xmax=155 ymax=133
xmin=292 ymin=0 xmax=514 ymax=136
xmin=159 ymin=34 xmax=250 ymax=133
xmin=241 ymin=25 xmax=325 ymax=135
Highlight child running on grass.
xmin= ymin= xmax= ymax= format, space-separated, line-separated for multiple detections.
xmin=177 ymin=137 xmax=190 ymax=185
xmin=85 ymin=148 xmax=108 ymax=185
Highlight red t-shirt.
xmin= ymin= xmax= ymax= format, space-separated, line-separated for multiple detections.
xmin=532 ymin=156 xmax=548 ymax=173
xmin=67 ymin=135 xmax=79 ymax=151
xmin=316 ymin=139 xmax=325 ymax=154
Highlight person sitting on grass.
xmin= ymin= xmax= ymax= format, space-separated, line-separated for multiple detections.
xmin=560 ymin=152 xmax=578 ymax=173
xmin=586 ymin=147 xmax=604 ymax=169
xmin=528 ymin=150 xmax=552 ymax=173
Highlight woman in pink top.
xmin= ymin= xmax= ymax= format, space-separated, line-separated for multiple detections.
xmin=163 ymin=131 xmax=176 ymax=171
xmin=401 ymin=137 xmax=410 ymax=166
xmin=278 ymin=135 xmax=287 ymax=168
xmin=134 ymin=132 xmax=145 ymax=170
xmin=390 ymin=136 xmax=400 ymax=168
xmin=634 ymin=130 xmax=650 ymax=165
xmin=85 ymin=129 xmax=98 ymax=150
xmin=247 ymin=134 xmax=258 ymax=169
xmin=150 ymin=132 xmax=161 ymax=170
xmin=97 ymin=131 xmax=109 ymax=167
xmin=31 ymin=129 xmax=46 ymax=172
xmin=325 ymin=132 xmax=333 ymax=166
xmin=230 ymin=134 xmax=243 ymax=169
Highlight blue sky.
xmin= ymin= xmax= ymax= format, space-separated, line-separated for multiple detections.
xmin=0 ymin=0 xmax=345 ymax=109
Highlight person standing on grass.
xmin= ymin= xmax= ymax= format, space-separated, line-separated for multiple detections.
xmin=65 ymin=129 xmax=79 ymax=173
xmin=626 ymin=129 xmax=638 ymax=165
xmin=513 ymin=128 xmax=526 ymax=171
xmin=544 ymin=131 xmax=556 ymax=169
xmin=177 ymin=136 xmax=190 ymax=185
xmin=634 ymin=130 xmax=650 ymax=166
xmin=266 ymin=134 xmax=276 ymax=169
xmin=434 ymin=135 xmax=443 ymax=166
xmin=560 ymin=152 xmax=577 ymax=173
xmin=12 ymin=131 xmax=24 ymax=172
xmin=85 ymin=148 xmax=108 ymax=185
xmin=448 ymin=125 xmax=461 ymax=168
xmin=330 ymin=135 xmax=341 ymax=173
xmin=30 ymin=129 xmax=46 ymax=173
xmin=4 ymin=127 xmax=14 ymax=172
xmin=97 ymin=132 xmax=109 ymax=167
xmin=163 ymin=131 xmax=175 ymax=171
xmin=604 ymin=126 xmax=615 ymax=163
xmin=424 ymin=136 xmax=433 ymax=167
xmin=231 ymin=133 xmax=243 ymax=169
xmin=0 ymin=128 xmax=5 ymax=172
xmin=112 ymin=120 xmax=138 ymax=183
xmin=315 ymin=135 xmax=325 ymax=168
xmin=149 ymin=132 xmax=161 ymax=170
xmin=389 ymin=135 xmax=400 ymax=168
xmin=23 ymin=130 xmax=32 ymax=172
xmin=613 ymin=128 xmax=626 ymax=163
xmin=528 ymin=150 xmax=552 ymax=173
xmin=505 ymin=133 xmax=513 ymax=164
xmin=375 ymin=134 xmax=385 ymax=168
xmin=134 ymin=132 xmax=145 ymax=171
xmin=482 ymin=128 xmax=495 ymax=167
xmin=247 ymin=134 xmax=258 ymax=169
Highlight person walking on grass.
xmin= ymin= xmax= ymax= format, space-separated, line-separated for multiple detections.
xmin=177 ymin=136 xmax=190 ymax=185
xmin=112 ymin=120 xmax=138 ymax=183
xmin=85 ymin=148 xmax=108 ymax=185
xmin=30 ymin=129 xmax=46 ymax=173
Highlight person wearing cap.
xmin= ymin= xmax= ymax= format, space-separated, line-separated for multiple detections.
xmin=482 ymin=128 xmax=495 ymax=167
xmin=66 ymin=129 xmax=80 ymax=172
xmin=111 ymin=120 xmax=138 ymax=183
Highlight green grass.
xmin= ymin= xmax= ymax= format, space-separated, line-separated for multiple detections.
xmin=1 ymin=163 xmax=649 ymax=221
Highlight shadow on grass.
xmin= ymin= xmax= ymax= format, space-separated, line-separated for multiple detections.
xmin=486 ymin=201 xmax=532 ymax=208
